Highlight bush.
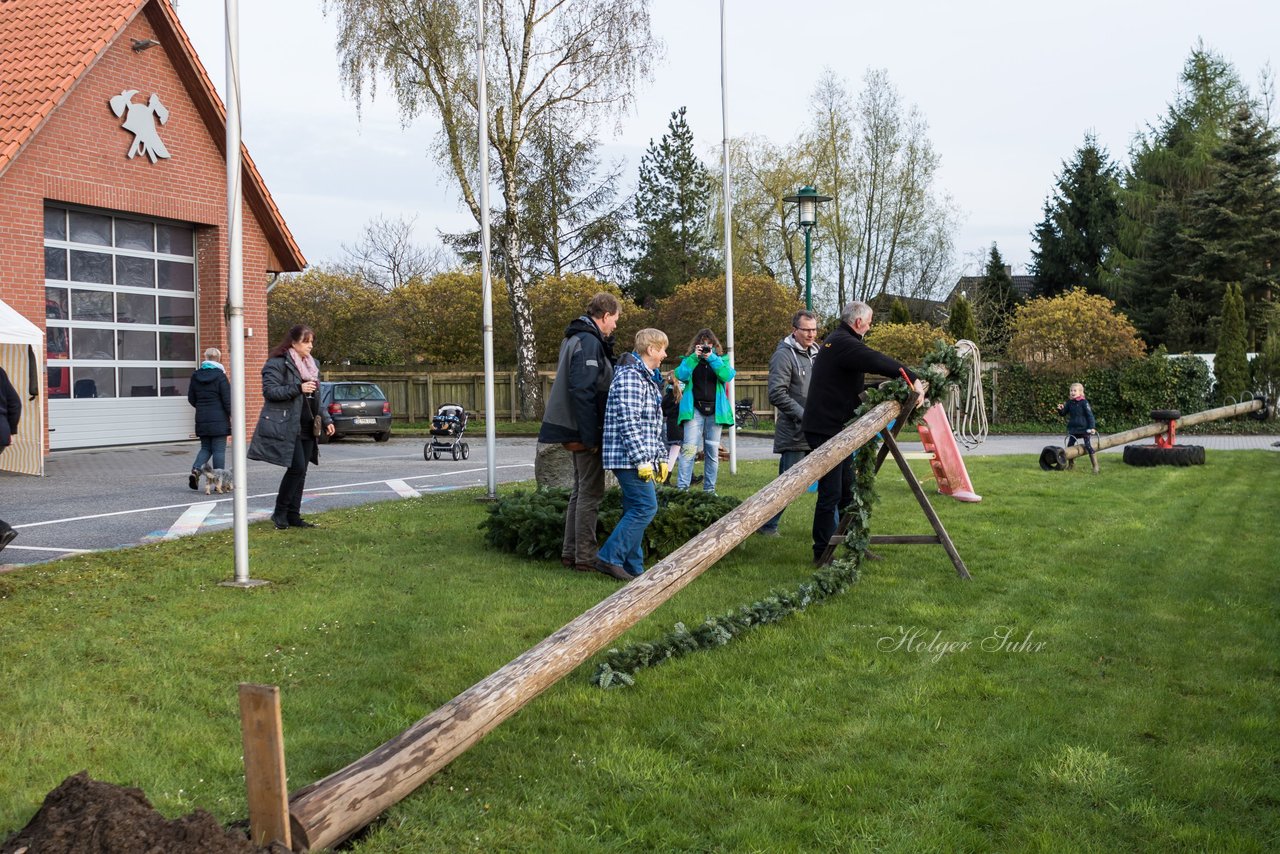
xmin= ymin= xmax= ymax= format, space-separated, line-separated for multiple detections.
xmin=1008 ymin=288 xmax=1145 ymax=375
xmin=481 ymin=487 xmax=741 ymax=562
xmin=985 ymin=351 xmax=1212 ymax=430
xmin=864 ymin=322 xmax=955 ymax=365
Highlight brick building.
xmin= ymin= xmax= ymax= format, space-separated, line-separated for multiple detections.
xmin=0 ymin=0 xmax=303 ymax=455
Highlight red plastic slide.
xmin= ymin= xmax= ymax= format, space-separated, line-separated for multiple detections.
xmin=916 ymin=405 xmax=981 ymax=502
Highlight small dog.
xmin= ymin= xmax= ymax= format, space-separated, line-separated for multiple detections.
xmin=200 ymin=461 xmax=234 ymax=495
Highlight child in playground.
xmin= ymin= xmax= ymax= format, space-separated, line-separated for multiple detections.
xmin=1057 ymin=382 xmax=1099 ymax=473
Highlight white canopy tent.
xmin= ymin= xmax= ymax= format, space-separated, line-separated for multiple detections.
xmin=0 ymin=299 xmax=44 ymax=476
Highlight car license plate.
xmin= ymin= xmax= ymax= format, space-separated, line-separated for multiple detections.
xmin=353 ymin=417 xmax=376 ymax=425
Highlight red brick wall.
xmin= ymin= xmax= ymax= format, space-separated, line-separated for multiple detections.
xmin=0 ymin=10 xmax=283 ymax=447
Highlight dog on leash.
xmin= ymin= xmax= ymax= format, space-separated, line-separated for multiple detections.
xmin=200 ymin=461 xmax=234 ymax=495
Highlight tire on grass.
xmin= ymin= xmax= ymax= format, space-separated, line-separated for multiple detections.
xmin=1122 ymin=444 xmax=1205 ymax=467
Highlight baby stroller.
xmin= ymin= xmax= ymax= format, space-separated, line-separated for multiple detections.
xmin=424 ymin=404 xmax=470 ymax=460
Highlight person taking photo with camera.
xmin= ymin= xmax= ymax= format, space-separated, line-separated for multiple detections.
xmin=673 ymin=328 xmax=735 ymax=492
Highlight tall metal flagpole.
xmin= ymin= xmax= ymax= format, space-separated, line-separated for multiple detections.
xmin=720 ymin=0 xmax=737 ymax=474
xmin=221 ymin=0 xmax=264 ymax=587
xmin=477 ymin=0 xmax=497 ymax=497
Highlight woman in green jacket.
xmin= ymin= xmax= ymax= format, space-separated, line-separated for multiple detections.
xmin=673 ymin=328 xmax=735 ymax=492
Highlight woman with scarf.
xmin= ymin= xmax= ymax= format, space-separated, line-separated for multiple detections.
xmin=186 ymin=347 xmax=232 ymax=489
xmin=248 ymin=325 xmax=335 ymax=529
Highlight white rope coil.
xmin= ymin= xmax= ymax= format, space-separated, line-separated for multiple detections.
xmin=945 ymin=340 xmax=988 ymax=448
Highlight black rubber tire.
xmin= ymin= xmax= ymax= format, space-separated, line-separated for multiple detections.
xmin=1149 ymin=409 xmax=1181 ymax=422
xmin=1039 ymin=446 xmax=1068 ymax=471
xmin=423 ymin=444 xmax=431 ymax=461
xmin=1122 ymin=444 xmax=1205 ymax=467
xmin=432 ymin=449 xmax=439 ymax=460
xmin=451 ymin=445 xmax=459 ymax=460
xmin=461 ymin=443 xmax=470 ymax=460
xmin=374 ymin=431 xmax=391 ymax=443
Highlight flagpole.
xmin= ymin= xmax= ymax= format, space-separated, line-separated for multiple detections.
xmin=720 ymin=0 xmax=737 ymax=474
xmin=222 ymin=0 xmax=265 ymax=587
xmin=477 ymin=0 xmax=497 ymax=497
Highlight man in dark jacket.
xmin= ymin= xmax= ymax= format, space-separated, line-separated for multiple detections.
xmin=0 ymin=366 xmax=21 ymax=552
xmin=538 ymin=293 xmax=619 ymax=571
xmin=802 ymin=301 xmax=920 ymax=563
xmin=757 ymin=310 xmax=820 ymax=536
xmin=187 ymin=347 xmax=232 ymax=489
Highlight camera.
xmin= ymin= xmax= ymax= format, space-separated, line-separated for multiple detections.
xmin=696 ymin=344 xmax=711 ymax=355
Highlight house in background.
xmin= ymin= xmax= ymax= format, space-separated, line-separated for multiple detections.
xmin=0 ymin=0 xmax=303 ymax=453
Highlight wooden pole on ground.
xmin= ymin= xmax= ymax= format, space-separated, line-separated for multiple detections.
xmin=238 ymin=684 xmax=291 ymax=850
xmin=288 ymin=385 xmax=946 ymax=850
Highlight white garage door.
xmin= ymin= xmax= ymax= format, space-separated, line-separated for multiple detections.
xmin=44 ymin=205 xmax=200 ymax=449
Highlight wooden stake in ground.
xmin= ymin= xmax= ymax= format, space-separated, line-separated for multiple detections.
xmin=239 ymin=683 xmax=290 ymax=850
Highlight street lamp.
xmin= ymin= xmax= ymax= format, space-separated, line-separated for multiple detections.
xmin=783 ymin=185 xmax=832 ymax=310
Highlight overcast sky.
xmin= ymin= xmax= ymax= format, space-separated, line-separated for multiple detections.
xmin=172 ymin=0 xmax=1280 ymax=279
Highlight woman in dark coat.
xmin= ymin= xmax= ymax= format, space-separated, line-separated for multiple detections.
xmin=248 ymin=325 xmax=335 ymax=528
xmin=187 ymin=346 xmax=232 ymax=489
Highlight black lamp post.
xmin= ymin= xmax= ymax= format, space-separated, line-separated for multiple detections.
xmin=783 ymin=185 xmax=832 ymax=310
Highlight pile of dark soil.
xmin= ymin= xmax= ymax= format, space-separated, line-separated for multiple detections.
xmin=1 ymin=772 xmax=288 ymax=854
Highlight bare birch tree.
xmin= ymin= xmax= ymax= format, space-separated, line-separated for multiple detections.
xmin=325 ymin=0 xmax=658 ymax=417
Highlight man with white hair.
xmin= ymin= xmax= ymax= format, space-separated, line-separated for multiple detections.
xmin=801 ymin=301 xmax=920 ymax=563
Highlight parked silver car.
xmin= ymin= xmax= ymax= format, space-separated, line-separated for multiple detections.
xmin=318 ymin=381 xmax=392 ymax=442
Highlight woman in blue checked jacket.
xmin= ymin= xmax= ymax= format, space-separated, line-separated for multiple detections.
xmin=594 ymin=328 xmax=670 ymax=581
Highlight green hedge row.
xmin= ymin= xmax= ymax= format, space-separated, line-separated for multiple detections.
xmin=986 ymin=352 xmax=1213 ymax=431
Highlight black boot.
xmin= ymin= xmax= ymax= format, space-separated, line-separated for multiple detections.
xmin=188 ymin=468 xmax=199 ymax=490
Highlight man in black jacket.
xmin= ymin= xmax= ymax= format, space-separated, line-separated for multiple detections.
xmin=538 ymin=293 xmax=619 ymax=571
xmin=0 ymin=366 xmax=21 ymax=553
xmin=802 ymin=301 xmax=920 ymax=563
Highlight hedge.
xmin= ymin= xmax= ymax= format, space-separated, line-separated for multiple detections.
xmin=985 ymin=351 xmax=1212 ymax=431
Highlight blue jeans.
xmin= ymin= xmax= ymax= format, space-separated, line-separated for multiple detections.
xmin=193 ymin=435 xmax=227 ymax=471
xmin=597 ymin=468 xmax=658 ymax=576
xmin=677 ymin=413 xmax=722 ymax=491
xmin=759 ymin=449 xmax=808 ymax=532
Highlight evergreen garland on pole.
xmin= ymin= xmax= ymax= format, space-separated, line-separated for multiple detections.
xmin=591 ymin=341 xmax=966 ymax=688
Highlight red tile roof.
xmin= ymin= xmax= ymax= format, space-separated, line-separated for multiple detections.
xmin=0 ymin=0 xmax=304 ymax=270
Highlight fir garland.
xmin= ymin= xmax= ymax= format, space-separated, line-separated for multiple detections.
xmin=590 ymin=342 xmax=968 ymax=689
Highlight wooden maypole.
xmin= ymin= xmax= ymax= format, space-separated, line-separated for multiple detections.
xmin=287 ymin=379 xmax=948 ymax=850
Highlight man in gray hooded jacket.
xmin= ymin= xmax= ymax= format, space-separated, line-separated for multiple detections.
xmin=757 ymin=310 xmax=820 ymax=536
xmin=538 ymin=293 xmax=619 ymax=570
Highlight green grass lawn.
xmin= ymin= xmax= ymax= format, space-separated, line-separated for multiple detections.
xmin=2 ymin=453 xmax=1277 ymax=852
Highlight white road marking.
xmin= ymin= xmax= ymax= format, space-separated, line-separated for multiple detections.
xmin=164 ymin=502 xmax=216 ymax=539
xmin=387 ymin=479 xmax=421 ymax=498
xmin=0 ymin=545 xmax=93 ymax=554
xmin=11 ymin=464 xmax=533 ymax=529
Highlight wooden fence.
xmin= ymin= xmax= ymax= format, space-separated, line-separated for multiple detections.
xmin=321 ymin=366 xmax=774 ymax=422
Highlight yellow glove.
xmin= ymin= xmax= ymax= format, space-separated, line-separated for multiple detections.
xmin=657 ymin=460 xmax=670 ymax=483
xmin=636 ymin=462 xmax=655 ymax=482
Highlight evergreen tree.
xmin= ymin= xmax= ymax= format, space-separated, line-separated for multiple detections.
xmin=981 ymin=244 xmax=1021 ymax=310
xmin=889 ymin=298 xmax=912 ymax=324
xmin=946 ymin=293 xmax=978 ymax=342
xmin=1030 ymin=134 xmax=1121 ymax=298
xmin=1214 ymin=282 xmax=1249 ymax=401
xmin=629 ymin=107 xmax=718 ymax=304
xmin=1179 ymin=106 xmax=1280 ymax=348
xmin=1164 ymin=292 xmax=1198 ymax=353
xmin=1110 ymin=45 xmax=1249 ymax=324
xmin=1125 ymin=203 xmax=1194 ymax=346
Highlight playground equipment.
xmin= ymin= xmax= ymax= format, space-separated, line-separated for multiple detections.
xmin=1039 ymin=396 xmax=1269 ymax=471
xmin=259 ymin=357 xmax=973 ymax=851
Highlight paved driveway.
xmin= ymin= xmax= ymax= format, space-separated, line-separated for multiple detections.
xmin=1 ymin=432 xmax=1274 ymax=570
